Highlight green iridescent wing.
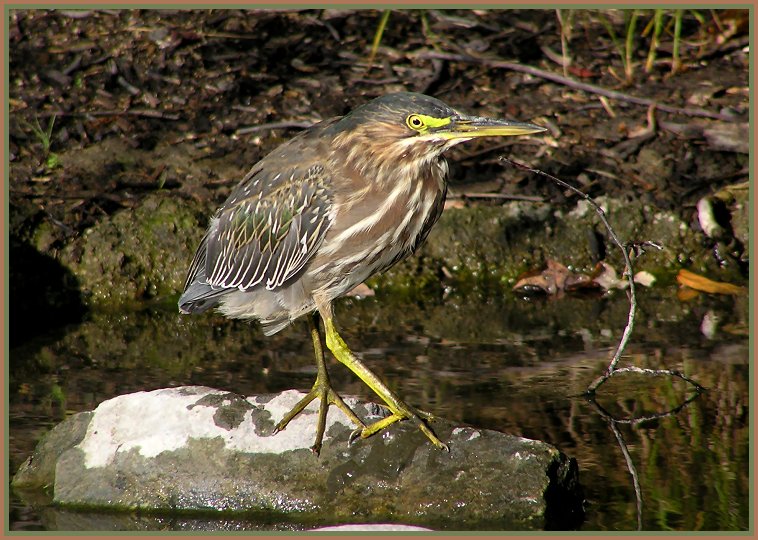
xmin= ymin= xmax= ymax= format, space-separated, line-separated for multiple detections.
xmin=189 ymin=163 xmax=332 ymax=293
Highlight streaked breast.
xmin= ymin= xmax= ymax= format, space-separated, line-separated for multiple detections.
xmin=308 ymin=156 xmax=448 ymax=299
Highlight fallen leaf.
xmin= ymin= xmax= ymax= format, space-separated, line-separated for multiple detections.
xmin=564 ymin=273 xmax=598 ymax=291
xmin=676 ymin=269 xmax=747 ymax=296
xmin=590 ymin=262 xmax=628 ymax=290
xmin=513 ymin=259 xmax=602 ymax=295
xmin=513 ymin=259 xmax=570 ymax=295
xmin=633 ymin=271 xmax=656 ymax=287
xmin=346 ymin=283 xmax=375 ymax=298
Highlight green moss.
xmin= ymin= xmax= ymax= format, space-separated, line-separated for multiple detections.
xmin=372 ymin=197 xmax=742 ymax=297
xmin=51 ymin=193 xmax=744 ymax=308
xmin=59 ymin=193 xmax=212 ymax=306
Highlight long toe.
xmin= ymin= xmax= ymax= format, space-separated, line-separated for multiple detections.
xmin=274 ymin=389 xmax=320 ymax=434
xmin=354 ymin=409 xmax=448 ymax=451
xmin=326 ymin=387 xmax=366 ymax=430
xmin=274 ymin=378 xmax=368 ymax=455
xmin=311 ymin=385 xmax=366 ymax=455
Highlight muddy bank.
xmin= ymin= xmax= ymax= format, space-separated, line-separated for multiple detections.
xmin=9 ymin=10 xmax=749 ymax=345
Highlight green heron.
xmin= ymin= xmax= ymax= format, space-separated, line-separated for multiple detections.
xmin=179 ymin=92 xmax=544 ymax=454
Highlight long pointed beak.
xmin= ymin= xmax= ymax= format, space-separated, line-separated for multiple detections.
xmin=437 ymin=115 xmax=546 ymax=140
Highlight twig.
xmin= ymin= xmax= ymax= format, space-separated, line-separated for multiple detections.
xmin=612 ymin=418 xmax=642 ymax=530
xmin=128 ymin=27 xmax=261 ymax=40
xmin=38 ymin=109 xmax=180 ymax=120
xmin=586 ymin=390 xmax=703 ymax=530
xmin=236 ymin=121 xmax=313 ymax=135
xmin=540 ymin=44 xmax=570 ymax=68
xmin=351 ymin=77 xmax=401 ymax=85
xmin=449 ymin=192 xmax=545 ymax=202
xmin=499 ymin=158 xmax=637 ymax=393
xmin=415 ymin=51 xmax=740 ymax=122
xmin=598 ymin=366 xmax=705 ymax=393
xmin=12 ymin=188 xmax=130 ymax=204
xmin=587 ymin=384 xmax=704 ymax=426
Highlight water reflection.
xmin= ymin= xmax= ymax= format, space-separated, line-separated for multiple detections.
xmin=8 ymin=290 xmax=750 ymax=531
xmin=586 ymin=387 xmax=705 ymax=530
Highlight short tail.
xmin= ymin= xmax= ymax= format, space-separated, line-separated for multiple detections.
xmin=178 ymin=281 xmax=227 ymax=314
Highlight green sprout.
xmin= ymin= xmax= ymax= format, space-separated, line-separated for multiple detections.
xmin=22 ymin=114 xmax=60 ymax=169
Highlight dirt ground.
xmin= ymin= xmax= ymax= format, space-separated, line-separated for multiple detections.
xmin=8 ymin=8 xmax=750 ymax=296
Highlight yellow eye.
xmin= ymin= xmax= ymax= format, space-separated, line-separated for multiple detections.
xmin=406 ymin=114 xmax=425 ymax=130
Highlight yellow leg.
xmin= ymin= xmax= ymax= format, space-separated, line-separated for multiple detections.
xmin=322 ymin=315 xmax=448 ymax=451
xmin=274 ymin=313 xmax=365 ymax=455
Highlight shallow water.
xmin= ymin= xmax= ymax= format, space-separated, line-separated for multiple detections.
xmin=8 ymin=288 xmax=749 ymax=531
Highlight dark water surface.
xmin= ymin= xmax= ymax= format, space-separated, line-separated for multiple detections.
xmin=8 ymin=288 xmax=749 ymax=531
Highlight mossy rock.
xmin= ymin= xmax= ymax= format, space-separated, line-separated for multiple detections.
xmin=54 ymin=193 xmax=738 ymax=308
xmin=372 ymin=196 xmax=724 ymax=294
xmin=59 ymin=193 xmax=212 ymax=305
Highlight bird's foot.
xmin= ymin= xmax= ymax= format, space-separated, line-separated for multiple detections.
xmin=348 ymin=405 xmax=449 ymax=451
xmin=274 ymin=379 xmax=366 ymax=456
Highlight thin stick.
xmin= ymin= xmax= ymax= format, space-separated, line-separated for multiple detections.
xmin=587 ymin=386 xmax=704 ymax=426
xmin=611 ymin=420 xmax=643 ymax=530
xmin=415 ymin=51 xmax=739 ymax=122
xmin=602 ymin=366 xmax=705 ymax=393
xmin=450 ymin=192 xmax=545 ymax=202
xmin=38 ymin=109 xmax=180 ymax=120
xmin=585 ymin=390 xmax=703 ymax=531
xmin=500 ymin=157 xmax=637 ymax=393
xmin=236 ymin=121 xmax=313 ymax=135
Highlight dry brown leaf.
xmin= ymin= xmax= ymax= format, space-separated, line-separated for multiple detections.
xmin=346 ymin=282 xmax=375 ymax=298
xmin=677 ymin=287 xmax=701 ymax=302
xmin=513 ymin=259 xmax=570 ymax=295
xmin=513 ymin=259 xmax=601 ymax=295
xmin=676 ymin=269 xmax=747 ymax=296
xmin=564 ymin=273 xmax=597 ymax=291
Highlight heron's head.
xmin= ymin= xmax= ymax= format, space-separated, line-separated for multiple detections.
xmin=329 ymin=92 xmax=545 ymax=168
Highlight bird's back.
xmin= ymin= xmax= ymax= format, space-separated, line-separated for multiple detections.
xmin=178 ymin=121 xmax=337 ymax=319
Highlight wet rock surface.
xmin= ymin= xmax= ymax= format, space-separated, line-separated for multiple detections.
xmin=13 ymin=386 xmax=583 ymax=530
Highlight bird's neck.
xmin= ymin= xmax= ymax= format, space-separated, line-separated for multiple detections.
xmin=330 ymin=134 xmax=448 ymax=192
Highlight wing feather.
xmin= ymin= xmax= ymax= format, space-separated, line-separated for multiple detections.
xmin=201 ymin=163 xmax=331 ymax=293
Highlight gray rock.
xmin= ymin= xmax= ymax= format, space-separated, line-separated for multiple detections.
xmin=13 ymin=386 xmax=583 ymax=530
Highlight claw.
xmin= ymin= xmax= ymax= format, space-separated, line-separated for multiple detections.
xmin=348 ymin=428 xmax=362 ymax=446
